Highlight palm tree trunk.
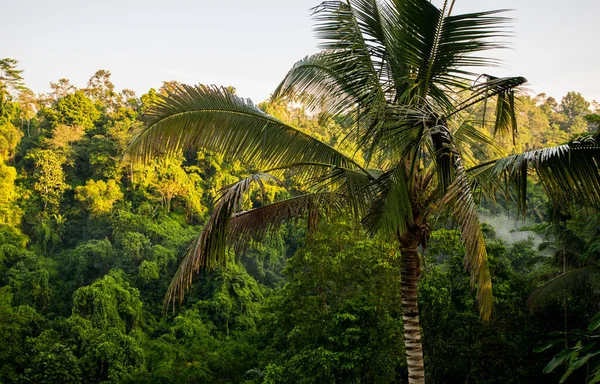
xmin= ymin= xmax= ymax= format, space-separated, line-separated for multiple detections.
xmin=401 ymin=241 xmax=425 ymax=384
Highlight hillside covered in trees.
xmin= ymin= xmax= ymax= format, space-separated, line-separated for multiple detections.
xmin=1 ymin=54 xmax=599 ymax=383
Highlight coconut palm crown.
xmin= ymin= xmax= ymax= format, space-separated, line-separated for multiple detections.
xmin=126 ymin=1 xmax=600 ymax=383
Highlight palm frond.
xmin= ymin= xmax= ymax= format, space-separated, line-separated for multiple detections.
xmin=273 ymin=1 xmax=387 ymax=116
xmin=494 ymin=86 xmax=519 ymax=142
xmin=444 ymin=155 xmax=493 ymax=321
xmin=452 ymin=119 xmax=504 ymax=163
xmin=429 ymin=124 xmax=455 ymax=194
xmin=429 ymin=9 xmax=513 ymax=88
xmin=262 ymin=161 xmax=377 ymax=220
xmin=471 ymin=136 xmax=600 ymax=216
xmin=164 ymin=172 xmax=280 ymax=309
xmin=125 ymin=84 xmax=363 ymax=172
xmin=529 ymin=266 xmax=600 ymax=312
xmin=361 ymin=104 xmax=431 ymax=165
xmin=228 ymin=192 xmax=345 ymax=252
xmin=362 ymin=164 xmax=414 ymax=239
xmin=451 ymin=76 xmax=527 ymax=117
xmin=383 ymin=0 xmax=512 ymax=109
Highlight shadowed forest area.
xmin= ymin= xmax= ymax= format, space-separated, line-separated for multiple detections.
xmin=1 ymin=1 xmax=600 ymax=384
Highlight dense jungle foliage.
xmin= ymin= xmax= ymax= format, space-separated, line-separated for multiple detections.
xmin=1 ymin=56 xmax=600 ymax=383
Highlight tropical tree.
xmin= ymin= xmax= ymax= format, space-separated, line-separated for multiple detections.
xmin=0 ymin=58 xmax=25 ymax=110
xmin=126 ymin=1 xmax=600 ymax=382
xmin=529 ymin=216 xmax=600 ymax=350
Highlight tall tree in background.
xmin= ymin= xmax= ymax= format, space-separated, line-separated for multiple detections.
xmin=86 ymin=70 xmax=117 ymax=110
xmin=127 ymin=1 xmax=600 ymax=382
xmin=561 ymin=91 xmax=591 ymax=121
xmin=0 ymin=58 xmax=25 ymax=110
xmin=48 ymin=78 xmax=76 ymax=101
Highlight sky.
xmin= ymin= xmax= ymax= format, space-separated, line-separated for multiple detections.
xmin=3 ymin=0 xmax=599 ymax=104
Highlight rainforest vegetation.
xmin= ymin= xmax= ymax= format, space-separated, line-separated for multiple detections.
xmin=1 ymin=1 xmax=600 ymax=383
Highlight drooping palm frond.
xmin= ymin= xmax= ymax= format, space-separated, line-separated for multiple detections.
xmin=125 ymin=84 xmax=364 ymax=174
xmin=451 ymin=75 xmax=526 ymax=147
xmin=444 ymin=155 xmax=493 ymax=321
xmin=428 ymin=123 xmax=455 ymax=195
xmin=362 ymin=164 xmax=414 ymax=239
xmin=451 ymin=76 xmax=527 ymax=117
xmin=165 ymin=189 xmax=345 ymax=309
xmin=493 ymin=86 xmax=519 ymax=142
xmin=164 ymin=173 xmax=280 ymax=308
xmin=452 ymin=119 xmax=504 ymax=164
xmin=470 ymin=135 xmax=600 ymax=216
xmin=528 ymin=266 xmax=600 ymax=312
xmin=262 ymin=161 xmax=377 ymax=219
xmin=228 ymin=192 xmax=345 ymax=252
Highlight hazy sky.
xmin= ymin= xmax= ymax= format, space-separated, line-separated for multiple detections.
xmin=3 ymin=0 xmax=599 ymax=104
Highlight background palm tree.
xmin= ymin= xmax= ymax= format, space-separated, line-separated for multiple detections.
xmin=126 ymin=1 xmax=600 ymax=382
xmin=529 ymin=216 xmax=600 ymax=348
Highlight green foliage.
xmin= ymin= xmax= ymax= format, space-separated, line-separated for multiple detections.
xmin=75 ymin=179 xmax=123 ymax=216
xmin=419 ymin=228 xmax=556 ymax=383
xmin=62 ymin=239 xmax=116 ymax=286
xmin=0 ymin=48 xmax=598 ymax=384
xmin=0 ymin=287 xmax=45 ymax=382
xmin=138 ymin=260 xmax=159 ymax=282
xmin=25 ymin=149 xmax=68 ymax=212
xmin=561 ymin=92 xmax=591 ymax=121
xmin=539 ymin=311 xmax=600 ymax=383
xmin=71 ymin=270 xmax=142 ymax=332
xmin=134 ymin=156 xmax=206 ymax=217
xmin=24 ymin=330 xmax=82 ymax=384
xmin=260 ymin=220 xmax=405 ymax=384
xmin=190 ymin=261 xmax=265 ymax=336
xmin=85 ymin=70 xmax=117 ymax=110
xmin=0 ymin=58 xmax=25 ymax=97
xmin=0 ymin=118 xmax=22 ymax=160
xmin=79 ymin=328 xmax=145 ymax=383
xmin=0 ymin=163 xmax=21 ymax=225
xmin=45 ymin=91 xmax=100 ymax=130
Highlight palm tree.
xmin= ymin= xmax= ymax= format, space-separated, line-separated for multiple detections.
xmin=529 ymin=217 xmax=600 ymax=348
xmin=126 ymin=1 xmax=600 ymax=382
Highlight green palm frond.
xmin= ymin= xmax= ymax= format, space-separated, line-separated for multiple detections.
xmin=444 ymin=155 xmax=493 ymax=321
xmin=383 ymin=0 xmax=512 ymax=108
xmin=165 ymin=190 xmax=344 ymax=309
xmin=263 ymin=161 xmax=376 ymax=219
xmin=263 ymin=159 xmax=378 ymax=219
xmin=362 ymin=164 xmax=414 ymax=239
xmin=471 ymin=136 xmax=600 ymax=216
xmin=429 ymin=124 xmax=455 ymax=194
xmin=272 ymin=53 xmax=370 ymax=115
xmin=451 ymin=76 xmax=527 ymax=117
xmin=360 ymin=104 xmax=435 ymax=166
xmin=529 ymin=266 xmax=600 ymax=312
xmin=125 ymin=84 xmax=363 ymax=172
xmin=273 ymin=1 xmax=387 ymax=116
xmin=310 ymin=165 xmax=377 ymax=218
xmin=164 ymin=172 xmax=280 ymax=308
xmin=494 ymin=86 xmax=519 ymax=142
xmin=228 ymin=192 xmax=344 ymax=252
xmin=452 ymin=119 xmax=504 ymax=163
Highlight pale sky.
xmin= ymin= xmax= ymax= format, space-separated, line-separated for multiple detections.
xmin=3 ymin=0 xmax=599 ymax=104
